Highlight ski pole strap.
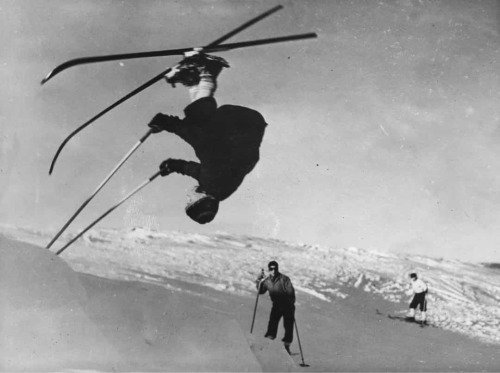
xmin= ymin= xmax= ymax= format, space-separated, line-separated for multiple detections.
xmin=55 ymin=170 xmax=162 ymax=256
xmin=46 ymin=129 xmax=154 ymax=249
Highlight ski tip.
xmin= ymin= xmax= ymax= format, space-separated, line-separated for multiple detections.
xmin=41 ymin=68 xmax=60 ymax=85
xmin=48 ymin=161 xmax=56 ymax=175
xmin=41 ymin=73 xmax=52 ymax=85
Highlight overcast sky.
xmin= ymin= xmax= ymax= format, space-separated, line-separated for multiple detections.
xmin=1 ymin=0 xmax=500 ymax=262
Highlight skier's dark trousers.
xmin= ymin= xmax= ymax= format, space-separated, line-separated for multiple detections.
xmin=257 ymin=261 xmax=296 ymax=352
xmin=147 ymin=53 xmax=267 ymax=225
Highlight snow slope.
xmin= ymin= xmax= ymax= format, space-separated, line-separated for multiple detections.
xmin=1 ymin=234 xmax=280 ymax=371
xmin=2 ymin=225 xmax=499 ymax=345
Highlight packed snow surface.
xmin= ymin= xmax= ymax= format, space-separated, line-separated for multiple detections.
xmin=3 ymin=225 xmax=500 ymax=345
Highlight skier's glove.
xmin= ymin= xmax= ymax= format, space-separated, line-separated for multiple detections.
xmin=148 ymin=113 xmax=178 ymax=133
xmin=255 ymin=269 xmax=265 ymax=287
xmin=159 ymin=158 xmax=186 ymax=177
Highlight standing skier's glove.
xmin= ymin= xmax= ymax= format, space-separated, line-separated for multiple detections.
xmin=148 ymin=113 xmax=179 ymax=133
xmin=159 ymin=158 xmax=186 ymax=177
xmin=255 ymin=269 xmax=265 ymax=287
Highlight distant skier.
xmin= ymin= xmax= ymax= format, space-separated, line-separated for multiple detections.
xmin=256 ymin=260 xmax=296 ymax=354
xmin=406 ymin=272 xmax=428 ymax=324
xmin=147 ymin=53 xmax=267 ymax=224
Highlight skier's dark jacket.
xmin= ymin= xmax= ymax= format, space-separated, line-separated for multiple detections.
xmin=258 ymin=273 xmax=296 ymax=305
xmin=162 ymin=97 xmax=267 ymax=201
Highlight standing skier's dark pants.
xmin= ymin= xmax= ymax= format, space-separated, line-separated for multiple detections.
xmin=266 ymin=303 xmax=295 ymax=344
xmin=258 ymin=268 xmax=296 ymax=347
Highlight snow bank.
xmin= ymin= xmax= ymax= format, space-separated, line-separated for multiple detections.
xmin=0 ymin=235 xmax=121 ymax=371
xmin=0 ymin=234 xmax=269 ymax=371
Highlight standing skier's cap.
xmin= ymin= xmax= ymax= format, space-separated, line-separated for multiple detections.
xmin=268 ymin=261 xmax=279 ymax=271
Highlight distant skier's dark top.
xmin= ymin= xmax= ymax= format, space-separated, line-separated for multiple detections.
xmin=160 ymin=96 xmax=267 ymax=201
xmin=258 ymin=273 xmax=296 ymax=305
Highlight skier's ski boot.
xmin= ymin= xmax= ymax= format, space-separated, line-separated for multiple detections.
xmin=284 ymin=343 xmax=292 ymax=355
xmin=404 ymin=316 xmax=416 ymax=323
xmin=165 ymin=53 xmax=229 ymax=87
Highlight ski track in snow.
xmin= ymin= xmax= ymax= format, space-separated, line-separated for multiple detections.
xmin=2 ymin=225 xmax=500 ymax=345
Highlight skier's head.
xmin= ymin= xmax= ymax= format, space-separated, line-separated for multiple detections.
xmin=409 ymin=273 xmax=418 ymax=280
xmin=185 ymin=187 xmax=219 ymax=224
xmin=185 ymin=195 xmax=219 ymax=224
xmin=268 ymin=261 xmax=279 ymax=277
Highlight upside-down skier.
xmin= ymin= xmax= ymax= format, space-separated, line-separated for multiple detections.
xmin=147 ymin=53 xmax=268 ymax=224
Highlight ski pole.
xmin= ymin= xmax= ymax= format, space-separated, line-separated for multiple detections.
xmin=46 ymin=129 xmax=153 ymax=249
xmin=55 ymin=170 xmax=162 ymax=256
xmin=250 ymin=270 xmax=266 ymax=334
xmin=250 ymin=289 xmax=260 ymax=334
xmin=294 ymin=319 xmax=309 ymax=367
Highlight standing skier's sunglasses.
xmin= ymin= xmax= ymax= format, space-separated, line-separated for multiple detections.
xmin=268 ymin=267 xmax=276 ymax=272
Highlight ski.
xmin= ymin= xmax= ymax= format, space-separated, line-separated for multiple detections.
xmin=377 ymin=309 xmax=434 ymax=328
xmin=43 ymin=4 xmax=284 ymax=84
xmin=386 ymin=314 xmax=433 ymax=328
xmin=41 ymin=33 xmax=316 ymax=85
xmin=48 ymin=67 xmax=171 ymax=175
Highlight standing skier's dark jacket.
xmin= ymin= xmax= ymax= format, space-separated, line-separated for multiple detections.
xmin=161 ymin=97 xmax=267 ymax=201
xmin=258 ymin=273 xmax=296 ymax=305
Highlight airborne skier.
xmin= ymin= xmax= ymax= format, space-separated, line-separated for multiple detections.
xmin=42 ymin=6 xmax=316 ymax=253
xmin=147 ymin=53 xmax=267 ymax=224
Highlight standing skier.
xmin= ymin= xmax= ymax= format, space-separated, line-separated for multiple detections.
xmin=406 ymin=272 xmax=428 ymax=324
xmin=147 ymin=53 xmax=267 ymax=224
xmin=256 ymin=260 xmax=296 ymax=354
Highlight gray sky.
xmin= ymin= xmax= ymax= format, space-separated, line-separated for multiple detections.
xmin=1 ymin=0 xmax=500 ymax=262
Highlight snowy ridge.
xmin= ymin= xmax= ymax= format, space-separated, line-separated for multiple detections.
xmin=2 ymin=225 xmax=499 ymax=345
